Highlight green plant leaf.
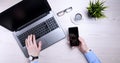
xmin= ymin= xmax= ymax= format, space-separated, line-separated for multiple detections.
xmin=87 ymin=0 xmax=107 ymax=18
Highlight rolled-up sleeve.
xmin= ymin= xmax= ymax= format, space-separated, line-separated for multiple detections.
xmin=84 ymin=51 xmax=101 ymax=63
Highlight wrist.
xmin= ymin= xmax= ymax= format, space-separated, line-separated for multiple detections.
xmin=29 ymin=55 xmax=39 ymax=61
xmin=29 ymin=53 xmax=39 ymax=57
xmin=30 ymin=59 xmax=39 ymax=63
xmin=83 ymin=48 xmax=91 ymax=54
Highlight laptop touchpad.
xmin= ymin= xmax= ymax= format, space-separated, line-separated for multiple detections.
xmin=44 ymin=28 xmax=65 ymax=46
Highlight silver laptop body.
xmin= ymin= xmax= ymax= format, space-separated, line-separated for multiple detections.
xmin=13 ymin=11 xmax=65 ymax=58
xmin=0 ymin=0 xmax=65 ymax=58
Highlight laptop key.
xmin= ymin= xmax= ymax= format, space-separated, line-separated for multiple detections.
xmin=17 ymin=17 xmax=59 ymax=47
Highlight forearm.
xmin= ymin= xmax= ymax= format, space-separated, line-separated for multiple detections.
xmin=84 ymin=50 xmax=101 ymax=63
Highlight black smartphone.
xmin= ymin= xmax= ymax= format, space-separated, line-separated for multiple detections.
xmin=68 ymin=27 xmax=80 ymax=46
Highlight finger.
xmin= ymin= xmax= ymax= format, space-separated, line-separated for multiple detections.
xmin=67 ymin=41 xmax=70 ymax=45
xmin=67 ymin=37 xmax=71 ymax=45
xmin=27 ymin=35 xmax=31 ymax=46
xmin=67 ymin=36 xmax=69 ymax=41
xmin=29 ymin=34 xmax=33 ymax=45
xmin=33 ymin=35 xmax=37 ymax=46
xmin=38 ymin=41 xmax=42 ymax=51
xmin=25 ymin=39 xmax=28 ymax=48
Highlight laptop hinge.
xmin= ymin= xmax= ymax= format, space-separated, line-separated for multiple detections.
xmin=16 ymin=12 xmax=49 ymax=31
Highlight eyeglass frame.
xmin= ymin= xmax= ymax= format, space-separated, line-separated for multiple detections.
xmin=57 ymin=7 xmax=73 ymax=17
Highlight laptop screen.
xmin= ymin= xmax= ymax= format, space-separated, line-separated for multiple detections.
xmin=0 ymin=0 xmax=51 ymax=31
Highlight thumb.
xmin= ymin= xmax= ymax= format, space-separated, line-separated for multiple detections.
xmin=78 ymin=37 xmax=84 ymax=44
xmin=38 ymin=41 xmax=42 ymax=51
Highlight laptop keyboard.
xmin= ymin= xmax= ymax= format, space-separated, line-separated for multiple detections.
xmin=17 ymin=17 xmax=59 ymax=47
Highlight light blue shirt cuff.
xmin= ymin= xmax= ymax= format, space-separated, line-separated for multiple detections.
xmin=84 ymin=51 xmax=101 ymax=63
xmin=30 ymin=60 xmax=39 ymax=63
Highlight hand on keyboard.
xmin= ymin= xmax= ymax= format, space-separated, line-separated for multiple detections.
xmin=25 ymin=34 xmax=42 ymax=57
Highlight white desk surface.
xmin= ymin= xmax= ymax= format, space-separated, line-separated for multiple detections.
xmin=0 ymin=0 xmax=120 ymax=63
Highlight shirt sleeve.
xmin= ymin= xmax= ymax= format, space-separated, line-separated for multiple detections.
xmin=30 ymin=60 xmax=40 ymax=63
xmin=84 ymin=50 xmax=101 ymax=63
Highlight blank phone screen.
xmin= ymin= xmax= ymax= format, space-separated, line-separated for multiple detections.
xmin=69 ymin=27 xmax=79 ymax=46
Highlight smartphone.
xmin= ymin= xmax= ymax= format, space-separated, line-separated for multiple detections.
xmin=68 ymin=27 xmax=80 ymax=46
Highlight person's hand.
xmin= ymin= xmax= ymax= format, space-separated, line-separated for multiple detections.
xmin=78 ymin=37 xmax=90 ymax=54
xmin=25 ymin=34 xmax=42 ymax=57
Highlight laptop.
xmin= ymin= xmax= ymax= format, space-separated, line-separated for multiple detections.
xmin=0 ymin=0 xmax=65 ymax=58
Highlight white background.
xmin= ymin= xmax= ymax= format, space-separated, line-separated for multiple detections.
xmin=0 ymin=0 xmax=120 ymax=63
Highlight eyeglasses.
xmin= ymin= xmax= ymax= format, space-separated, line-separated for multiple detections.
xmin=57 ymin=7 xmax=73 ymax=17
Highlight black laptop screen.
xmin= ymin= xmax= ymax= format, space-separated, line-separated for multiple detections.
xmin=0 ymin=0 xmax=51 ymax=31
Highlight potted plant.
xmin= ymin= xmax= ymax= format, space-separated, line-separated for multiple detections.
xmin=87 ymin=0 xmax=107 ymax=18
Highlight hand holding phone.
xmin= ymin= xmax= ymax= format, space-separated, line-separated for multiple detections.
xmin=68 ymin=27 xmax=80 ymax=46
